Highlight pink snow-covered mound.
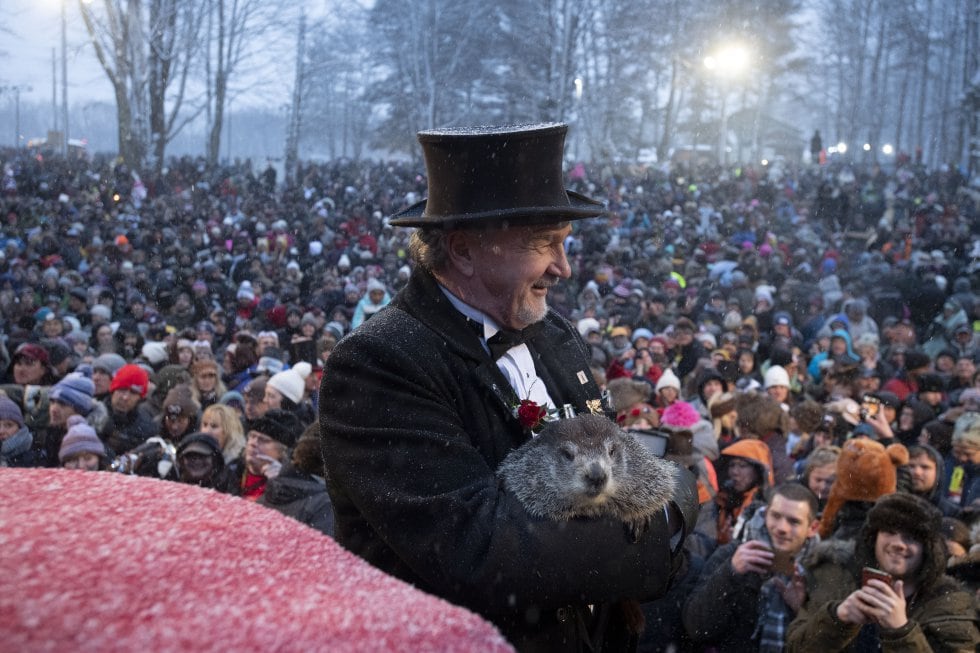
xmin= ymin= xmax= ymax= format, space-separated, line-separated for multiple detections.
xmin=0 ymin=468 xmax=513 ymax=653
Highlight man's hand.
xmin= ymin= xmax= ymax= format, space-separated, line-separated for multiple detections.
xmin=730 ymin=540 xmax=774 ymax=576
xmin=855 ymin=579 xmax=908 ymax=629
xmin=835 ymin=590 xmax=873 ymax=625
xmin=866 ymin=409 xmax=894 ymax=440
xmin=774 ymin=569 xmax=806 ymax=613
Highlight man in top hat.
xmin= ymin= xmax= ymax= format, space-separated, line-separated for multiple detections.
xmin=319 ymin=123 xmax=697 ymax=652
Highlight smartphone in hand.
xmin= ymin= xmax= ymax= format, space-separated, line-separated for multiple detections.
xmin=861 ymin=566 xmax=893 ymax=587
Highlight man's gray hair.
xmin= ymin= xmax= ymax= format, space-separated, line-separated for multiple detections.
xmin=408 ymin=229 xmax=451 ymax=272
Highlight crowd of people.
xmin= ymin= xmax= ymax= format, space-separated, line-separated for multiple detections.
xmin=1 ymin=137 xmax=979 ymax=650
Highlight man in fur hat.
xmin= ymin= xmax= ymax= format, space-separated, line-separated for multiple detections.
xmin=319 ymin=124 xmax=698 ymax=652
xmin=787 ymin=493 xmax=979 ymax=651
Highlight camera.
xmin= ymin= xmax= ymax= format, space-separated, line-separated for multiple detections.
xmin=110 ymin=437 xmax=178 ymax=478
xmin=860 ymin=395 xmax=881 ymax=421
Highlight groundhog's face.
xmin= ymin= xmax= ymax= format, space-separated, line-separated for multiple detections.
xmin=555 ymin=435 xmax=622 ymax=503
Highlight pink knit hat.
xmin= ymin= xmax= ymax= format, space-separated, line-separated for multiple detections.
xmin=660 ymin=401 xmax=700 ymax=429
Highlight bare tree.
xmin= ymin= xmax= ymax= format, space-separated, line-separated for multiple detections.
xmin=79 ymin=0 xmax=204 ymax=172
xmin=202 ymin=0 xmax=287 ymax=165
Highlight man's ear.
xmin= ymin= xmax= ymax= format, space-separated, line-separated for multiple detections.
xmin=806 ymin=518 xmax=820 ymax=538
xmin=446 ymin=231 xmax=476 ymax=277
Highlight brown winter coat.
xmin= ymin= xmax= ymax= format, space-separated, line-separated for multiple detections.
xmin=786 ymin=538 xmax=978 ymax=652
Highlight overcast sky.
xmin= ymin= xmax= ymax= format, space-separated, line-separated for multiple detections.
xmin=3 ymin=0 xmax=115 ymax=104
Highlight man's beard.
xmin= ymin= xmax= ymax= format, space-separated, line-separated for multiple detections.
xmin=516 ymin=276 xmax=557 ymax=326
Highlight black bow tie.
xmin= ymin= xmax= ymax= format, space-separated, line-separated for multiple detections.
xmin=485 ymin=324 xmax=543 ymax=361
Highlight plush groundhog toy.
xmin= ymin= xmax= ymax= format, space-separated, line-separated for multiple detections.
xmin=497 ymin=413 xmax=679 ymax=635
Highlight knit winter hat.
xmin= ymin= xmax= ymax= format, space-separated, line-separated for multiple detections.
xmin=764 ymin=365 xmax=790 ymax=389
xmin=92 ymin=353 xmax=126 ymax=377
xmin=0 ymin=394 xmax=25 ymax=427
xmin=661 ymin=401 xmax=701 ymax=429
xmin=49 ymin=371 xmax=96 ymax=416
xmin=162 ymin=384 xmax=200 ymax=420
xmin=219 ymin=391 xmax=245 ymax=412
xmin=576 ymin=318 xmax=601 ymax=337
xmin=141 ymin=341 xmax=169 ymax=366
xmin=13 ymin=342 xmax=49 ymax=365
xmin=237 ymin=281 xmax=255 ymax=302
xmin=247 ymin=409 xmax=303 ymax=448
xmin=953 ymin=416 xmax=980 ymax=449
xmin=89 ymin=304 xmax=112 ymax=321
xmin=267 ymin=369 xmax=305 ymax=404
xmin=655 ymin=368 xmax=681 ymax=393
xmin=292 ymin=362 xmax=312 ymax=380
xmin=110 ymin=364 xmax=149 ymax=398
xmin=818 ymin=438 xmax=909 ymax=538
xmin=59 ymin=415 xmax=105 ymax=463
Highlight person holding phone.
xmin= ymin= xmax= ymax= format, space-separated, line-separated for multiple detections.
xmin=787 ymin=492 xmax=978 ymax=651
xmin=683 ymin=483 xmax=820 ymax=651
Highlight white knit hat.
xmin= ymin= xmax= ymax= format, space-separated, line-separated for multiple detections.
xmin=292 ymin=362 xmax=312 ymax=380
xmin=764 ymin=365 xmax=790 ymax=389
xmin=267 ymin=369 xmax=305 ymax=404
xmin=655 ymin=368 xmax=681 ymax=392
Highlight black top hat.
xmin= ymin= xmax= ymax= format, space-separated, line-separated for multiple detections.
xmin=388 ymin=123 xmax=605 ymax=228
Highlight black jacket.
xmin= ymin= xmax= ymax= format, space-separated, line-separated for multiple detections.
xmin=258 ymin=464 xmax=335 ymax=537
xmin=320 ymin=268 xmax=698 ymax=653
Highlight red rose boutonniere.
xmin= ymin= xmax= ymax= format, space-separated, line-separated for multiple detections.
xmin=515 ymin=399 xmax=550 ymax=433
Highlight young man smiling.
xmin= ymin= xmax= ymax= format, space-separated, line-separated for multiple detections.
xmin=684 ymin=483 xmax=821 ymax=652
xmin=787 ymin=492 xmax=978 ymax=651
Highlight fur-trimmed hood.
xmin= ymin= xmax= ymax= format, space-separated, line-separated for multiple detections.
xmin=805 ymin=495 xmax=950 ymax=598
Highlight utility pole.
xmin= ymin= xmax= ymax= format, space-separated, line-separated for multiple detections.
xmin=61 ymin=0 xmax=70 ymax=158
xmin=1 ymin=85 xmax=34 ymax=147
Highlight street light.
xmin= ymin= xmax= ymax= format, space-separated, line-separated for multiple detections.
xmin=882 ymin=143 xmax=894 ymax=155
xmin=703 ymin=44 xmax=750 ymax=166
xmin=837 ymin=142 xmax=848 ymax=155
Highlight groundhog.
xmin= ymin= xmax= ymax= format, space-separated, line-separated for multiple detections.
xmin=497 ymin=413 xmax=680 ymax=636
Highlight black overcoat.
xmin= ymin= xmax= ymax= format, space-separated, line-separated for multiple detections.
xmin=319 ymin=268 xmax=697 ymax=652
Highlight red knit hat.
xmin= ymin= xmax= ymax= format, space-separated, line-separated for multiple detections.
xmin=13 ymin=342 xmax=49 ymax=365
xmin=109 ymin=364 xmax=149 ymax=399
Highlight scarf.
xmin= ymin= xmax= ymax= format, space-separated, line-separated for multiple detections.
xmin=0 ymin=426 xmax=32 ymax=466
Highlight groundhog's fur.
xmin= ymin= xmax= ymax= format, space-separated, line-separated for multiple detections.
xmin=497 ymin=413 xmax=679 ymax=636
xmin=497 ymin=413 xmax=678 ymax=527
